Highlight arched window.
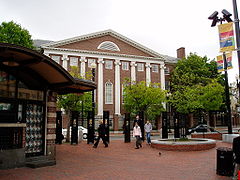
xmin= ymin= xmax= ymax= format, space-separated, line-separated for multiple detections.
xmin=105 ymin=81 xmax=113 ymax=104
xmin=97 ymin=41 xmax=120 ymax=51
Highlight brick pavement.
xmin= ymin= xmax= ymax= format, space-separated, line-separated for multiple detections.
xmin=0 ymin=140 xmax=232 ymax=180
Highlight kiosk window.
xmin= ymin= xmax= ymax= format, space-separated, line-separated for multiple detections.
xmin=0 ymin=71 xmax=16 ymax=98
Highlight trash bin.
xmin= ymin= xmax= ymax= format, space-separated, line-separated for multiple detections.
xmin=216 ymin=147 xmax=234 ymax=176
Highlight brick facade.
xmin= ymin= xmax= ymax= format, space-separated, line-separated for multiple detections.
xmin=42 ymin=30 xmax=179 ymax=131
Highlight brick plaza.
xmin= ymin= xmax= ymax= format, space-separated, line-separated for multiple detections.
xmin=0 ymin=139 xmax=232 ymax=180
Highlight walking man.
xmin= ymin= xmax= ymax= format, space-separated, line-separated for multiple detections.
xmin=144 ymin=121 xmax=152 ymax=145
xmin=93 ymin=120 xmax=108 ymax=148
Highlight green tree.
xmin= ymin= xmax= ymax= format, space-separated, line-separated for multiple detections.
xmin=123 ymin=79 xmax=166 ymax=121
xmin=0 ymin=21 xmax=34 ymax=49
xmin=57 ymin=66 xmax=93 ymax=142
xmin=170 ymin=53 xmax=224 ymax=114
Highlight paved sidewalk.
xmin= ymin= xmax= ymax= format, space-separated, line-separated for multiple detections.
xmin=0 ymin=140 xmax=232 ymax=180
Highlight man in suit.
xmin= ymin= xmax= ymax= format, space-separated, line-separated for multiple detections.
xmin=232 ymin=133 xmax=240 ymax=180
xmin=93 ymin=120 xmax=108 ymax=148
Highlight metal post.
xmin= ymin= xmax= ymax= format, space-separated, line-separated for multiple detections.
xmin=87 ymin=111 xmax=95 ymax=144
xmin=71 ymin=111 xmax=79 ymax=145
xmin=223 ymin=52 xmax=233 ymax=134
xmin=173 ymin=111 xmax=180 ymax=138
xmin=124 ymin=113 xmax=131 ymax=143
xmin=233 ymin=0 xmax=240 ymax=101
xmin=103 ymin=111 xmax=110 ymax=143
xmin=162 ymin=112 xmax=168 ymax=139
xmin=56 ymin=111 xmax=63 ymax=144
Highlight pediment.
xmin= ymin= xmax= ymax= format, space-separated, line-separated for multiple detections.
xmin=42 ymin=30 xmax=163 ymax=58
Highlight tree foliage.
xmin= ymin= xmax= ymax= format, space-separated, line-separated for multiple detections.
xmin=57 ymin=66 xmax=93 ymax=114
xmin=123 ymin=79 xmax=166 ymax=120
xmin=169 ymin=53 xmax=224 ymax=114
xmin=0 ymin=21 xmax=34 ymax=49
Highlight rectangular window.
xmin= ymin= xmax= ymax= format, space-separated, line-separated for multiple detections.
xmin=51 ymin=55 xmax=61 ymax=64
xmin=165 ymin=81 xmax=170 ymax=90
xmin=137 ymin=63 xmax=144 ymax=71
xmin=105 ymin=82 xmax=113 ymax=104
xmin=165 ymin=67 xmax=170 ymax=74
xmin=152 ymin=65 xmax=158 ymax=72
xmin=88 ymin=59 xmax=96 ymax=68
xmin=122 ymin=62 xmax=129 ymax=70
xmin=69 ymin=57 xmax=79 ymax=67
xmin=105 ymin=60 xmax=113 ymax=69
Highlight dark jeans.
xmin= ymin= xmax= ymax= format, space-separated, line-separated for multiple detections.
xmin=94 ymin=135 xmax=108 ymax=147
xmin=146 ymin=132 xmax=151 ymax=144
xmin=135 ymin=136 xmax=142 ymax=148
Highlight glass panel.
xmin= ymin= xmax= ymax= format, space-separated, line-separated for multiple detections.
xmin=18 ymin=81 xmax=44 ymax=101
xmin=0 ymin=71 xmax=16 ymax=98
xmin=0 ymin=102 xmax=16 ymax=123
xmin=25 ymin=104 xmax=44 ymax=154
xmin=51 ymin=55 xmax=61 ymax=64
xmin=69 ymin=57 xmax=78 ymax=66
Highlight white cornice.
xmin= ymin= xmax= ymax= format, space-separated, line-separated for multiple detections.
xmin=43 ymin=47 xmax=166 ymax=63
xmin=41 ymin=29 xmax=176 ymax=61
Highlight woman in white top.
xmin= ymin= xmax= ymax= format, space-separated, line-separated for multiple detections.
xmin=133 ymin=122 xmax=142 ymax=149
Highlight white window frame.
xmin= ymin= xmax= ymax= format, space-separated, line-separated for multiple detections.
xmin=105 ymin=60 xmax=113 ymax=69
xmin=69 ymin=57 xmax=79 ymax=67
xmin=122 ymin=62 xmax=129 ymax=70
xmin=88 ymin=59 xmax=96 ymax=68
xmin=152 ymin=64 xmax=158 ymax=73
xmin=105 ymin=82 xmax=113 ymax=104
xmin=137 ymin=63 xmax=144 ymax=71
xmin=51 ymin=55 xmax=61 ymax=64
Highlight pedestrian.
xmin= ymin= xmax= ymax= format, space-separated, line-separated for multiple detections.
xmin=133 ymin=122 xmax=142 ymax=149
xmin=144 ymin=121 xmax=152 ymax=145
xmin=93 ymin=120 xmax=108 ymax=148
xmin=232 ymin=133 xmax=240 ymax=180
xmin=134 ymin=115 xmax=144 ymax=141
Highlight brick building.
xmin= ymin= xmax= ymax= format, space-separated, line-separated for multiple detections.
xmin=41 ymin=30 xmax=182 ymax=130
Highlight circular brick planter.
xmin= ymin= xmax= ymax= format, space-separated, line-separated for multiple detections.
xmin=151 ymin=138 xmax=216 ymax=151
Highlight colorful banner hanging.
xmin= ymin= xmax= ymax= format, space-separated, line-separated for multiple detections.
xmin=216 ymin=55 xmax=224 ymax=72
xmin=216 ymin=52 xmax=233 ymax=72
xmin=218 ymin=22 xmax=235 ymax=52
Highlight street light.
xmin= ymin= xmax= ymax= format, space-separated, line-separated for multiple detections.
xmin=208 ymin=10 xmax=233 ymax=134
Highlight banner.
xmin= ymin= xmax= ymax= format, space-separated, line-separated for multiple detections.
xmin=216 ymin=55 xmax=224 ymax=72
xmin=216 ymin=52 xmax=233 ymax=72
xmin=218 ymin=22 xmax=235 ymax=52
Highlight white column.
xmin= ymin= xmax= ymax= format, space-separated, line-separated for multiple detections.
xmin=145 ymin=62 xmax=151 ymax=86
xmin=114 ymin=59 xmax=121 ymax=116
xmin=160 ymin=64 xmax=166 ymax=90
xmin=80 ymin=57 xmax=87 ymax=78
xmin=62 ymin=54 xmax=68 ymax=70
xmin=130 ymin=62 xmax=137 ymax=83
xmin=97 ymin=58 xmax=104 ymax=116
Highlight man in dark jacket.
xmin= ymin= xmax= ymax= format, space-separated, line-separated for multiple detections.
xmin=93 ymin=120 xmax=108 ymax=148
xmin=233 ymin=135 xmax=240 ymax=179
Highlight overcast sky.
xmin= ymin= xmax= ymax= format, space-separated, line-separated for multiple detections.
xmin=0 ymin=0 xmax=239 ymax=81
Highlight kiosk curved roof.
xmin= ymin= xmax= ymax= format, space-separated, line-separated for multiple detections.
xmin=0 ymin=43 xmax=96 ymax=94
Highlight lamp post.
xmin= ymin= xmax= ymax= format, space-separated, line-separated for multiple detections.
xmin=232 ymin=0 xmax=240 ymax=99
xmin=208 ymin=10 xmax=233 ymax=134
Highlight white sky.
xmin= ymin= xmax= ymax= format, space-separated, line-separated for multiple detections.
xmin=0 ymin=0 xmax=239 ymax=81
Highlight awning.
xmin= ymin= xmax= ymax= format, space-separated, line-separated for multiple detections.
xmin=0 ymin=43 xmax=96 ymax=94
